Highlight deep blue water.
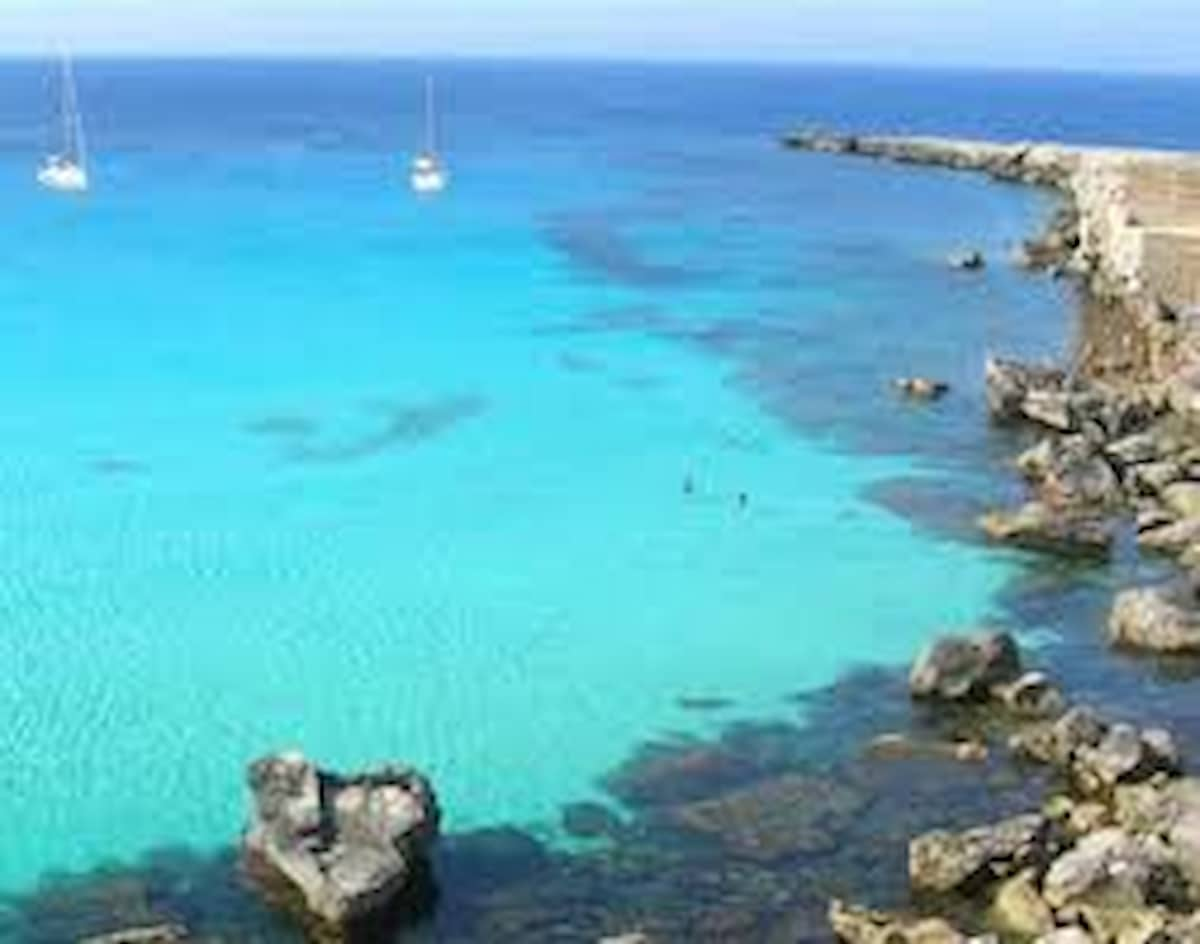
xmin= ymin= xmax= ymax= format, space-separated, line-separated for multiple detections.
xmin=2 ymin=60 xmax=1200 ymax=939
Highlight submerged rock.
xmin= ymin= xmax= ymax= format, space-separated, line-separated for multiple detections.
xmin=242 ymin=751 xmax=440 ymax=930
xmin=909 ymin=813 xmax=1048 ymax=893
xmin=949 ymin=249 xmax=986 ymax=271
xmin=894 ymin=377 xmax=951 ymax=401
xmin=909 ymin=631 xmax=1021 ymax=702
xmin=562 ymin=802 xmax=624 ymax=841
xmin=1109 ymin=585 xmax=1200 ymax=654
xmin=979 ymin=502 xmax=1113 ymax=557
xmin=668 ymin=773 xmax=866 ymax=862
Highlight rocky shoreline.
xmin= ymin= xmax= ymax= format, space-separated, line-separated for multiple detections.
xmin=782 ymin=130 xmax=1200 ymax=942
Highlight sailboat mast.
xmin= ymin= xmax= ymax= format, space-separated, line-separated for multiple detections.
xmin=424 ymin=76 xmax=436 ymax=155
xmin=63 ymin=52 xmax=86 ymax=169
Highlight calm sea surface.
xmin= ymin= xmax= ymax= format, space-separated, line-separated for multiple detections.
xmin=2 ymin=60 xmax=1200 ymax=935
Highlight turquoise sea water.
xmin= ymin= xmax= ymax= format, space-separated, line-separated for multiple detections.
xmin=2 ymin=61 xmax=1198 ymax=901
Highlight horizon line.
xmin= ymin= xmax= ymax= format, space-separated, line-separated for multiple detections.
xmin=0 ymin=50 xmax=1197 ymax=81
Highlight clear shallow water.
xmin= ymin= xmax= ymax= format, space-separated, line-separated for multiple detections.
xmin=2 ymin=60 xmax=1200 ymax=898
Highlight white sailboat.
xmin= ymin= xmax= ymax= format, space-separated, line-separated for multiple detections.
xmin=409 ymin=77 xmax=448 ymax=195
xmin=37 ymin=50 xmax=89 ymax=194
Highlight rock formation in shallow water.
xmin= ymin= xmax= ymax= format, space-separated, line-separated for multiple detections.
xmin=909 ymin=631 xmax=1022 ymax=702
xmin=1109 ymin=584 xmax=1200 ymax=654
xmin=242 ymin=751 xmax=440 ymax=932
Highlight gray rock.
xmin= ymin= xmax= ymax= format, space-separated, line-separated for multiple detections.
xmin=985 ymin=357 xmax=1067 ymax=424
xmin=242 ymin=751 xmax=440 ymax=928
xmin=1127 ymin=461 xmax=1185 ymax=496
xmin=1034 ymin=929 xmax=1095 ymax=944
xmin=1137 ymin=516 xmax=1200 ymax=554
xmin=949 ymin=249 xmax=986 ymax=271
xmin=909 ymin=813 xmax=1047 ymax=893
xmin=1163 ymin=482 xmax=1200 ymax=519
xmin=992 ymin=671 xmax=1066 ymax=719
xmin=1105 ymin=432 xmax=1162 ymax=467
xmin=1109 ymin=585 xmax=1200 ymax=654
xmin=894 ymin=377 xmax=950 ymax=401
xmin=829 ymin=900 xmax=966 ymax=944
xmin=1042 ymin=828 xmax=1180 ymax=910
xmin=909 ymin=631 xmax=1022 ymax=701
xmin=989 ymin=869 xmax=1056 ymax=938
xmin=979 ymin=502 xmax=1113 ymax=557
xmin=1073 ymin=724 xmax=1180 ymax=795
xmin=1016 ymin=436 xmax=1120 ymax=508
xmin=1023 ymin=391 xmax=1076 ymax=432
xmin=1011 ymin=706 xmax=1108 ymax=768
xmin=79 ymin=928 xmax=189 ymax=944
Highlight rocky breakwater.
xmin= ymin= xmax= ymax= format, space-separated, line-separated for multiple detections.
xmin=785 ymin=130 xmax=1200 ymax=644
xmin=784 ymin=130 xmax=1200 ymax=388
xmin=833 ymin=631 xmax=1200 ymax=944
xmin=241 ymin=751 xmax=440 ymax=940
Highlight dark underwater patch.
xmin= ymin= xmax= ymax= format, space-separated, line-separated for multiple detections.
xmin=286 ymin=394 xmax=487 ymax=465
xmin=243 ymin=414 xmax=320 ymax=439
xmin=541 ymin=213 xmax=705 ymax=289
xmin=90 ymin=457 xmax=147 ymax=477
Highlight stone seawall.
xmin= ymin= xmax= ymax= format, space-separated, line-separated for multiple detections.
xmin=784 ymin=131 xmax=1200 ymax=410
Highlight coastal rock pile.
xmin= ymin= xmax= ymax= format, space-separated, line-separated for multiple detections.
xmin=833 ymin=635 xmax=1200 ymax=944
xmin=241 ymin=751 xmax=440 ymax=934
xmin=79 ymin=927 xmax=191 ymax=944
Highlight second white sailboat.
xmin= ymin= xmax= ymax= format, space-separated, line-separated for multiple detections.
xmin=410 ymin=77 xmax=448 ymax=195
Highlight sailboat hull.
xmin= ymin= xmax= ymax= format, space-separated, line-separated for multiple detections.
xmin=37 ymin=161 xmax=89 ymax=193
xmin=410 ymin=168 xmax=448 ymax=194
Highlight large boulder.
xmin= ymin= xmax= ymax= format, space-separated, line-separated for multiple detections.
xmin=1041 ymin=828 xmax=1184 ymax=911
xmin=909 ymin=813 xmax=1048 ymax=893
xmin=1137 ymin=516 xmax=1200 ymax=555
xmin=979 ymin=502 xmax=1113 ymax=558
xmin=1073 ymin=724 xmax=1181 ymax=795
xmin=986 ymin=357 xmax=1067 ymax=424
xmin=79 ymin=928 xmax=189 ymax=944
xmin=1163 ymin=482 xmax=1200 ymax=519
xmin=1016 ymin=436 xmax=1121 ymax=508
xmin=1011 ymin=707 xmax=1179 ymax=793
xmin=909 ymin=631 xmax=1021 ymax=702
xmin=989 ymin=869 xmax=1056 ymax=938
xmin=829 ymin=901 xmax=966 ymax=944
xmin=242 ymin=752 xmax=440 ymax=929
xmin=1109 ymin=585 xmax=1200 ymax=654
